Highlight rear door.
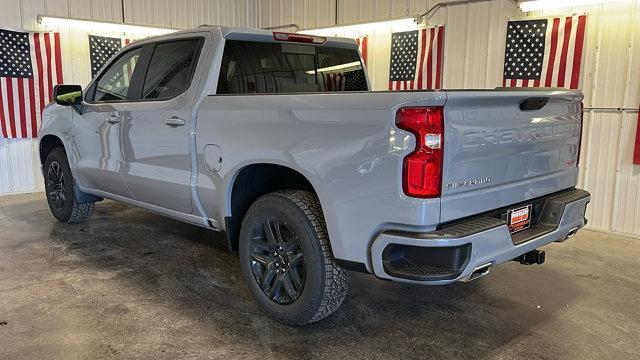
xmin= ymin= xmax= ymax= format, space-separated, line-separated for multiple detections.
xmin=440 ymin=90 xmax=583 ymax=222
xmin=121 ymin=35 xmax=206 ymax=213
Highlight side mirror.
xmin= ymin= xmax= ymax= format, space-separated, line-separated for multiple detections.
xmin=53 ymin=84 xmax=83 ymax=106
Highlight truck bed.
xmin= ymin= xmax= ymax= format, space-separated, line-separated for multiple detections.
xmin=195 ymin=88 xmax=583 ymax=267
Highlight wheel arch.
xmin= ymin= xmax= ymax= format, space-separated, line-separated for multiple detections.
xmin=225 ymin=162 xmax=322 ymax=252
xmin=39 ymin=134 xmax=66 ymax=165
xmin=39 ymin=133 xmax=101 ymax=204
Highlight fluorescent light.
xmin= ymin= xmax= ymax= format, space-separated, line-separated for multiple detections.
xmin=306 ymin=61 xmax=361 ymax=74
xmin=38 ymin=15 xmax=178 ymax=36
xmin=519 ymin=0 xmax=623 ymax=11
xmin=298 ymin=18 xmax=417 ymax=37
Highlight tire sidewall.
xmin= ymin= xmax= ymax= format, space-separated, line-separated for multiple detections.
xmin=44 ymin=148 xmax=75 ymax=222
xmin=239 ymin=193 xmax=326 ymax=324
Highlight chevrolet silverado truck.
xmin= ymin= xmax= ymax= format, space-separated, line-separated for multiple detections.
xmin=38 ymin=26 xmax=590 ymax=325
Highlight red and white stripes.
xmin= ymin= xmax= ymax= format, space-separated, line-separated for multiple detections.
xmin=0 ymin=32 xmax=63 ymax=139
xmin=389 ymin=25 xmax=444 ymax=91
xmin=355 ymin=36 xmax=368 ymax=66
xmin=325 ymin=73 xmax=345 ymax=91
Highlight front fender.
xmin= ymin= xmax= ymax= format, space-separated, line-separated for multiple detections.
xmin=38 ymin=104 xmax=76 ymax=174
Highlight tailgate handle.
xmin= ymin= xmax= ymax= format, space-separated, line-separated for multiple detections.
xmin=519 ymin=97 xmax=549 ymax=111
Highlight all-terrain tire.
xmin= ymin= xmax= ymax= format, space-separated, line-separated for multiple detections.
xmin=239 ymin=190 xmax=350 ymax=326
xmin=44 ymin=147 xmax=94 ymax=223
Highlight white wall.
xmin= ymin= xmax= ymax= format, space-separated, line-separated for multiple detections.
xmin=0 ymin=0 xmax=639 ymax=238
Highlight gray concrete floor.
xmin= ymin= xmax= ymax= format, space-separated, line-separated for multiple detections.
xmin=0 ymin=193 xmax=639 ymax=360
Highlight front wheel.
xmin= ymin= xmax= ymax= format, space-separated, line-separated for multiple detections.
xmin=239 ymin=190 xmax=350 ymax=325
xmin=44 ymin=147 xmax=94 ymax=223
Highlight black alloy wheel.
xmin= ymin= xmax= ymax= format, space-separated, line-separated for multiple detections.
xmin=43 ymin=147 xmax=95 ymax=223
xmin=249 ymin=218 xmax=306 ymax=304
xmin=47 ymin=161 xmax=66 ymax=212
xmin=239 ymin=190 xmax=350 ymax=326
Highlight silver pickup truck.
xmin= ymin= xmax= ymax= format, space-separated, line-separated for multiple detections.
xmin=38 ymin=26 xmax=590 ymax=325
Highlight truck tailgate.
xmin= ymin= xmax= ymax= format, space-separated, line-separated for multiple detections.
xmin=440 ymin=90 xmax=583 ymax=223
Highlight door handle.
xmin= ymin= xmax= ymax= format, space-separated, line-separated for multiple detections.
xmin=164 ymin=117 xmax=186 ymax=127
xmin=106 ymin=115 xmax=121 ymax=124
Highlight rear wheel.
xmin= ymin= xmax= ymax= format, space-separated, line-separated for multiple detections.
xmin=44 ymin=147 xmax=94 ymax=223
xmin=239 ymin=190 xmax=350 ymax=325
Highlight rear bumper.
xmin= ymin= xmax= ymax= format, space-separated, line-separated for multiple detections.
xmin=370 ymin=188 xmax=590 ymax=284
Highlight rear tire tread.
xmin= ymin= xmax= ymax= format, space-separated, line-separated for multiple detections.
xmin=271 ymin=190 xmax=350 ymax=324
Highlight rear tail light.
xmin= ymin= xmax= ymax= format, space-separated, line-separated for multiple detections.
xmin=577 ymin=102 xmax=584 ymax=166
xmin=395 ymin=107 xmax=444 ymax=198
xmin=273 ymin=32 xmax=326 ymax=44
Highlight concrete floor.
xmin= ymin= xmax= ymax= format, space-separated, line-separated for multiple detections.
xmin=0 ymin=193 xmax=639 ymax=360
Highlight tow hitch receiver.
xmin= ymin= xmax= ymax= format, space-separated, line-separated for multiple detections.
xmin=513 ymin=249 xmax=545 ymax=265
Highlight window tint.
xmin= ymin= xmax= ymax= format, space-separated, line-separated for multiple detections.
xmin=217 ymin=40 xmax=367 ymax=94
xmin=141 ymin=39 xmax=201 ymax=100
xmin=93 ymin=47 xmax=141 ymax=102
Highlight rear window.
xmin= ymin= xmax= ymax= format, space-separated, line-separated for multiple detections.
xmin=216 ymin=40 xmax=367 ymax=94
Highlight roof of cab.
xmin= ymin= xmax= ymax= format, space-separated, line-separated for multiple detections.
xmin=126 ymin=25 xmax=357 ymax=48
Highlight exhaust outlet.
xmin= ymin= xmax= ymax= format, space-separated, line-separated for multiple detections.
xmin=566 ymin=227 xmax=579 ymax=239
xmin=465 ymin=263 xmax=492 ymax=281
xmin=556 ymin=226 xmax=581 ymax=243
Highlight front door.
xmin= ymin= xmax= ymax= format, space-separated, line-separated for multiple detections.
xmin=121 ymin=37 xmax=206 ymax=213
xmin=73 ymin=46 xmax=143 ymax=198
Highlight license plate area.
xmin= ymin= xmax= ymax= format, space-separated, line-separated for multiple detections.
xmin=508 ymin=205 xmax=532 ymax=234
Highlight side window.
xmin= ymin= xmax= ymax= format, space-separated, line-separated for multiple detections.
xmin=141 ymin=39 xmax=201 ymax=100
xmin=216 ymin=40 xmax=367 ymax=94
xmin=92 ymin=47 xmax=142 ymax=102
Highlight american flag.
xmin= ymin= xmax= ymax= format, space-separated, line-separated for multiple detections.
xmin=324 ymin=70 xmax=367 ymax=91
xmin=388 ymin=25 xmax=444 ymax=91
xmin=502 ymin=15 xmax=587 ymax=89
xmin=325 ymin=73 xmax=344 ymax=91
xmin=0 ymin=29 xmax=63 ymax=139
xmin=355 ymin=36 xmax=368 ymax=65
xmin=89 ymin=35 xmax=133 ymax=78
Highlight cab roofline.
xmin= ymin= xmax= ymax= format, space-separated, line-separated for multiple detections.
xmin=219 ymin=26 xmax=357 ymax=46
xmin=121 ymin=25 xmax=357 ymax=50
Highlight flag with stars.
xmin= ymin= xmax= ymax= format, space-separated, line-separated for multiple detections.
xmin=503 ymin=15 xmax=587 ymax=89
xmin=89 ymin=35 xmax=133 ymax=78
xmin=0 ymin=28 xmax=63 ymax=138
xmin=388 ymin=25 xmax=444 ymax=91
xmin=324 ymin=70 xmax=368 ymax=91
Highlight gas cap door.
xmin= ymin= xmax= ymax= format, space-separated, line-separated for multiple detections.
xmin=204 ymin=144 xmax=222 ymax=172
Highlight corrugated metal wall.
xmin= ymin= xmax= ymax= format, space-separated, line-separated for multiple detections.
xmin=535 ymin=2 xmax=640 ymax=237
xmin=123 ymin=0 xmax=257 ymax=28
xmin=1 ymin=0 xmax=638 ymax=238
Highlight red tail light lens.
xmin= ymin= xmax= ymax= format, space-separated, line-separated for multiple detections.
xmin=395 ymin=107 xmax=444 ymax=198
xmin=273 ymin=32 xmax=326 ymax=44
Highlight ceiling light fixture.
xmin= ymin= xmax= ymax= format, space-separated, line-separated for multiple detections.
xmin=298 ymin=18 xmax=418 ymax=37
xmin=37 ymin=15 xmax=178 ymax=36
